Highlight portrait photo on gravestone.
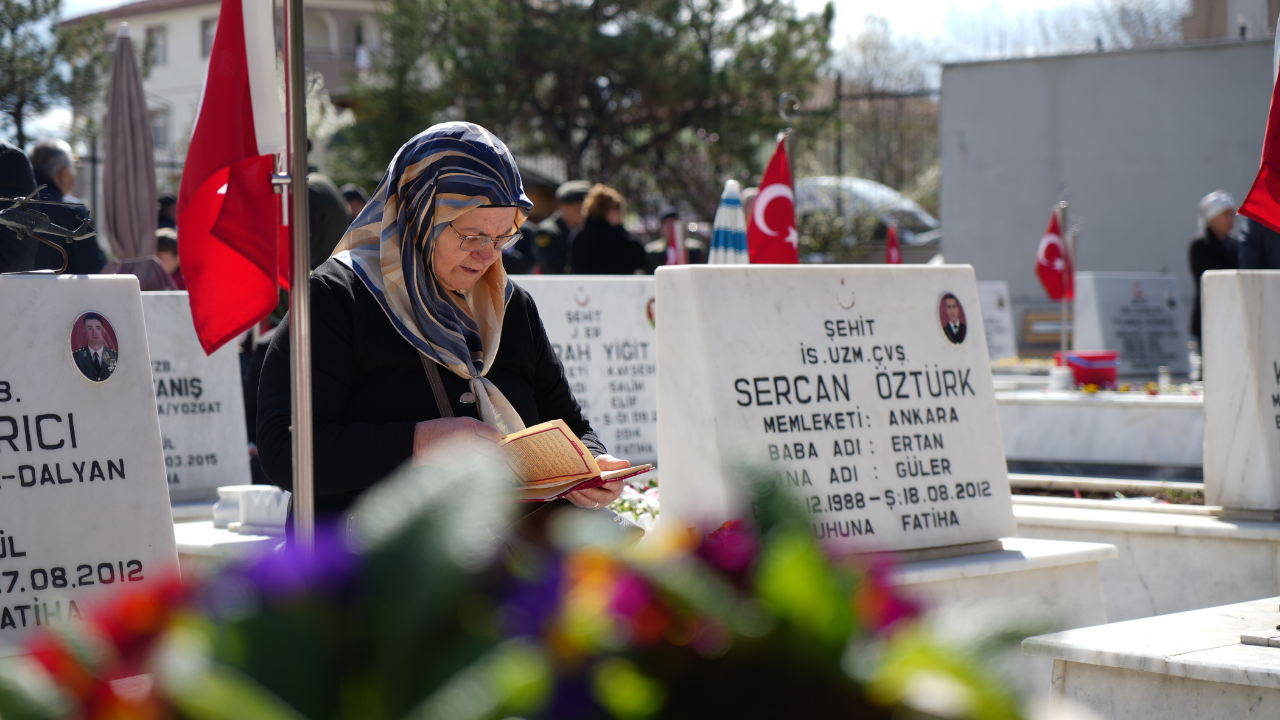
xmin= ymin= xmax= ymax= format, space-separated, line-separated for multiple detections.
xmin=938 ymin=293 xmax=967 ymax=345
xmin=68 ymin=312 xmax=119 ymax=383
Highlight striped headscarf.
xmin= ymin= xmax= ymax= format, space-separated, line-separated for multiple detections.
xmin=332 ymin=122 xmax=533 ymax=434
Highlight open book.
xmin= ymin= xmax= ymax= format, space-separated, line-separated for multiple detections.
xmin=500 ymin=419 xmax=653 ymax=502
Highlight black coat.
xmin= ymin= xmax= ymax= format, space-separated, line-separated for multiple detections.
xmin=30 ymin=174 xmax=105 ymax=275
xmin=1188 ymin=229 xmax=1239 ymax=343
xmin=0 ymin=139 xmax=37 ymax=273
xmin=256 ymin=259 xmax=605 ymax=516
xmin=568 ymin=217 xmax=647 ymax=275
xmin=1240 ymin=217 xmax=1280 ymax=270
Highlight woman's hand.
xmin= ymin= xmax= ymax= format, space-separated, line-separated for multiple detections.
xmin=412 ymin=417 xmax=502 ymax=466
xmin=565 ymin=454 xmax=629 ymax=510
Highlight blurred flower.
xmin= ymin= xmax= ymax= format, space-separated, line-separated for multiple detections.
xmin=230 ymin=523 xmax=358 ymax=603
xmin=699 ymin=520 xmax=756 ymax=575
xmin=852 ymin=559 xmax=920 ymax=633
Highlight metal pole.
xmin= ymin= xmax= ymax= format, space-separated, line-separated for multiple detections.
xmin=834 ymin=73 xmax=843 ymax=217
xmin=1058 ymin=200 xmax=1069 ymax=360
xmin=285 ymin=0 xmax=314 ymax=550
xmin=90 ymin=133 xmax=98 ymax=222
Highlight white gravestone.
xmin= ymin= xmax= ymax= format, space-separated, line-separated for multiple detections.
xmin=142 ymin=292 xmax=251 ymax=502
xmin=0 ymin=275 xmax=179 ymax=652
xmin=514 ymin=277 xmax=657 ymax=466
xmin=976 ymin=281 xmax=1017 ymax=361
xmin=1203 ymin=270 xmax=1280 ymax=520
xmin=1073 ymin=272 xmax=1189 ymax=376
xmin=657 ymin=265 xmax=1017 ymax=556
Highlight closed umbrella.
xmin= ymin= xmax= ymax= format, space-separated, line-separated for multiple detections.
xmin=708 ymin=179 xmax=749 ymax=265
xmin=101 ymin=24 xmax=175 ymax=290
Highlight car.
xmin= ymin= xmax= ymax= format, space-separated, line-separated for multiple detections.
xmin=794 ymin=176 xmax=941 ymax=246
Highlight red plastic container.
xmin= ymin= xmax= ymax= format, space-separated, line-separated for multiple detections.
xmin=1053 ymin=350 xmax=1119 ymax=387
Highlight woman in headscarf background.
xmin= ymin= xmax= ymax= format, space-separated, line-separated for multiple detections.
xmin=1188 ymin=189 xmax=1239 ymax=346
xmin=257 ymin=123 xmax=629 ymax=516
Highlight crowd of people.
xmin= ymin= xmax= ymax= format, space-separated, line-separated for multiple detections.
xmin=1 ymin=135 xmax=701 ymax=285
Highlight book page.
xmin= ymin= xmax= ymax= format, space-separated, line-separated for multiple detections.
xmin=499 ymin=419 xmax=601 ymax=485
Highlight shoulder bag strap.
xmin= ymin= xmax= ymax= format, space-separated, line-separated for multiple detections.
xmin=418 ymin=353 xmax=454 ymax=419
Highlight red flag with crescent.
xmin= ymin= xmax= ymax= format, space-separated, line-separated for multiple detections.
xmin=885 ymin=223 xmax=901 ymax=264
xmin=1035 ymin=209 xmax=1073 ymax=301
xmin=747 ymin=137 xmax=799 ymax=264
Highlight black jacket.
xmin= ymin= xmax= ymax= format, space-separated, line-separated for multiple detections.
xmin=1189 ymin=229 xmax=1239 ymax=343
xmin=30 ymin=174 xmax=106 ymax=275
xmin=256 ymin=259 xmax=605 ymax=516
xmin=0 ymin=139 xmax=37 ymax=273
xmin=568 ymin=217 xmax=647 ymax=275
xmin=1240 ymin=217 xmax=1280 ymax=270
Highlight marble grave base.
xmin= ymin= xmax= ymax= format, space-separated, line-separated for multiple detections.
xmin=1024 ymin=597 xmax=1280 ymax=719
xmin=891 ymin=537 xmax=1116 ymax=701
xmin=997 ymin=390 xmax=1203 ymax=472
xmin=1014 ymin=496 xmax=1280 ymax=624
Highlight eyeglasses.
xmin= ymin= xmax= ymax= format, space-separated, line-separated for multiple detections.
xmin=449 ymin=223 xmax=521 ymax=252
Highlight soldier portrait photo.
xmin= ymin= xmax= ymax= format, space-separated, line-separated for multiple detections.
xmin=938 ymin=293 xmax=967 ymax=345
xmin=70 ymin=311 xmax=119 ymax=382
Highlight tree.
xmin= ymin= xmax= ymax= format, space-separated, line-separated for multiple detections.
xmin=343 ymin=0 xmax=833 ymax=216
xmin=0 ymin=0 xmax=59 ymax=148
xmin=0 ymin=0 xmax=111 ymax=148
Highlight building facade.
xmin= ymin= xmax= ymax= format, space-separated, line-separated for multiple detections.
xmin=67 ymin=0 xmax=382 ymax=199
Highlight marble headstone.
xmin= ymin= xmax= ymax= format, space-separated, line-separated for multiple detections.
xmin=514 ymin=277 xmax=657 ymax=465
xmin=1073 ymin=272 xmax=1189 ymax=376
xmin=1202 ymin=270 xmax=1280 ymax=520
xmin=0 ymin=275 xmax=179 ymax=652
xmin=142 ymin=292 xmax=251 ymax=502
xmin=976 ymin=281 xmax=1018 ymax=361
xmin=656 ymin=265 xmax=1016 ymax=556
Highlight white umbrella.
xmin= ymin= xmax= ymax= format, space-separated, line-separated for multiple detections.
xmin=708 ymin=179 xmax=749 ymax=265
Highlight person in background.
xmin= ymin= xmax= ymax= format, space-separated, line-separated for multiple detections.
xmin=341 ymin=183 xmax=369 ymax=219
xmin=502 ymin=219 xmax=538 ymax=275
xmin=1189 ymin=189 xmax=1239 ymax=346
xmin=534 ymin=180 xmax=590 ymax=274
xmin=154 ymin=227 xmax=184 ymax=289
xmin=157 ymin=194 xmax=177 ymax=229
xmin=567 ymin=183 xmax=647 ymax=275
xmin=0 ymin=138 xmax=38 ymax=272
xmin=28 ymin=139 xmax=106 ymax=274
xmin=1239 ymin=216 xmax=1280 ymax=269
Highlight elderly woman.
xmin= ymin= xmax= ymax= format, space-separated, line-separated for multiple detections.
xmin=1188 ymin=190 xmax=1239 ymax=346
xmin=257 ymin=123 xmax=628 ymax=516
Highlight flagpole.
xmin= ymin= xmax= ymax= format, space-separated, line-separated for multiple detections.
xmin=1058 ymin=200 xmax=1069 ymax=364
xmin=284 ymin=0 xmax=314 ymax=550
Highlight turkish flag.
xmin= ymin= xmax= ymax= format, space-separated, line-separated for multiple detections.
xmin=1241 ymin=42 xmax=1280 ymax=231
xmin=177 ymin=0 xmax=286 ymax=354
xmin=1035 ymin=209 xmax=1073 ymax=301
xmin=747 ymin=137 xmax=799 ymax=263
xmin=885 ymin=223 xmax=902 ymax=264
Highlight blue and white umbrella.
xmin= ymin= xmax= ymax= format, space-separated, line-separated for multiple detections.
xmin=708 ymin=179 xmax=749 ymax=265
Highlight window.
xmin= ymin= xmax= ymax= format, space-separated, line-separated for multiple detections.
xmin=151 ymin=109 xmax=169 ymax=149
xmin=145 ymin=25 xmax=167 ymax=65
xmin=201 ymin=18 xmax=217 ymax=58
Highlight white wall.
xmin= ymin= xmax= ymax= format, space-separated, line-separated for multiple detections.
xmin=940 ymin=39 xmax=1273 ymax=341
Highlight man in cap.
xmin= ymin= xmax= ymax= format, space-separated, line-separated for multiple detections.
xmin=341 ymin=183 xmax=369 ymax=219
xmin=535 ymin=180 xmax=590 ymax=274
